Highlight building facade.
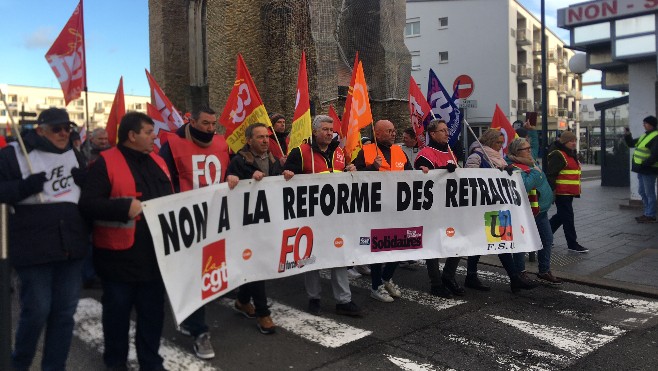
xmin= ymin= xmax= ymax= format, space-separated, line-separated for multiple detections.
xmin=405 ymin=0 xmax=582 ymax=138
xmin=0 ymin=84 xmax=149 ymax=136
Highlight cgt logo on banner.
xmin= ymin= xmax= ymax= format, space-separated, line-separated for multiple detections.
xmin=484 ymin=210 xmax=514 ymax=250
xmin=201 ymin=240 xmax=228 ymax=300
xmin=370 ymin=226 xmax=423 ymax=252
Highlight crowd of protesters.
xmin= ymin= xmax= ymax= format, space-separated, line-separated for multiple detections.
xmin=1 ymin=106 xmax=596 ymax=370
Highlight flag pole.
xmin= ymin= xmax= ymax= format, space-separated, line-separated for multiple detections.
xmin=462 ymin=117 xmax=497 ymax=168
xmin=81 ymin=0 xmax=89 ymax=132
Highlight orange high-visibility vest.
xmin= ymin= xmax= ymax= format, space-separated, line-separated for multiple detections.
xmin=363 ymin=143 xmax=406 ymax=171
xmin=553 ymin=150 xmax=581 ymax=196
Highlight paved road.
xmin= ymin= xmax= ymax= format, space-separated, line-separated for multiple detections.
xmin=13 ymin=262 xmax=658 ymax=371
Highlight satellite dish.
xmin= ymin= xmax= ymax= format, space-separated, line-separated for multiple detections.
xmin=569 ymin=53 xmax=588 ymax=74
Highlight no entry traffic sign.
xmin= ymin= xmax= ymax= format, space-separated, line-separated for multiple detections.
xmin=453 ymin=75 xmax=474 ymax=99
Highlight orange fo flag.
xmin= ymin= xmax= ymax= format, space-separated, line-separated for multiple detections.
xmin=219 ymin=54 xmax=272 ymax=153
xmin=45 ymin=0 xmax=86 ymax=105
xmin=328 ymin=105 xmax=342 ymax=137
xmin=340 ymin=52 xmax=359 ymax=144
xmin=490 ymin=104 xmax=517 ymax=154
xmin=288 ymin=51 xmax=312 ymax=154
xmin=145 ymin=69 xmax=184 ymax=149
xmin=105 ymin=77 xmax=125 ymax=146
xmin=344 ymin=61 xmax=372 ymax=161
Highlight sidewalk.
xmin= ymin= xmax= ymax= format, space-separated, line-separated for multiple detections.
xmin=481 ymin=172 xmax=658 ymax=298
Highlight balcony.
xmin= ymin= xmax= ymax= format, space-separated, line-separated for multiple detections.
xmin=533 ymin=42 xmax=541 ymax=56
xmin=549 ymin=106 xmax=558 ymax=116
xmin=534 ymin=101 xmax=543 ymax=112
xmin=533 ymin=73 xmax=542 ymax=86
xmin=517 ymin=64 xmax=532 ymax=80
xmin=516 ymin=28 xmax=532 ymax=46
xmin=547 ymin=49 xmax=557 ymax=62
xmin=518 ymin=99 xmax=531 ymax=114
xmin=548 ymin=78 xmax=558 ymax=90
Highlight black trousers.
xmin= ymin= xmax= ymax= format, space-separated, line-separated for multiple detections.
xmin=237 ymin=281 xmax=270 ymax=317
xmin=426 ymin=257 xmax=460 ymax=287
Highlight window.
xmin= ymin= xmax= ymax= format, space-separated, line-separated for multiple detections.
xmin=134 ymin=103 xmax=143 ymax=110
xmin=410 ymin=51 xmax=421 ymax=71
xmin=95 ymin=102 xmax=103 ymax=110
xmin=9 ymin=94 xmax=17 ymax=103
xmin=438 ymin=17 xmax=448 ymax=29
xmin=405 ymin=19 xmax=420 ymax=37
xmin=511 ymin=100 xmax=517 ymax=108
xmin=76 ymin=99 xmax=84 ymax=107
xmin=0 ymin=110 xmax=6 ymax=116
xmin=439 ymin=51 xmax=449 ymax=64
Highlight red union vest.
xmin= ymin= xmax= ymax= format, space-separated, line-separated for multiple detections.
xmin=415 ymin=146 xmax=457 ymax=169
xmin=299 ymin=143 xmax=346 ymax=174
xmin=167 ymin=133 xmax=229 ymax=191
xmin=363 ymin=143 xmax=406 ymax=171
xmin=553 ymin=149 xmax=581 ymax=196
xmin=93 ymin=147 xmax=171 ymax=250
xmin=269 ymin=135 xmax=290 ymax=159
xmin=511 ymin=162 xmax=540 ymax=216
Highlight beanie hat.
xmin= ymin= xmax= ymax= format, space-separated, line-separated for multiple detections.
xmin=644 ymin=116 xmax=657 ymax=128
xmin=558 ymin=130 xmax=577 ymax=144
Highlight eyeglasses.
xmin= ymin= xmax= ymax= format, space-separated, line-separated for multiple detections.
xmin=519 ymin=147 xmax=531 ymax=151
xmin=48 ymin=125 xmax=72 ymax=134
xmin=431 ymin=129 xmax=449 ymax=133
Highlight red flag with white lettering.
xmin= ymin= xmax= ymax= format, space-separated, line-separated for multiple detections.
xmin=105 ymin=77 xmax=125 ymax=146
xmin=145 ymin=69 xmax=184 ymax=149
xmin=45 ymin=0 xmax=86 ymax=106
xmin=490 ymin=104 xmax=517 ymax=154
xmin=409 ymin=76 xmax=431 ymax=149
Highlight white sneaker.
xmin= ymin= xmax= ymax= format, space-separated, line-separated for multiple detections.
xmin=193 ymin=332 xmax=215 ymax=359
xmin=354 ymin=265 xmax=371 ymax=275
xmin=347 ymin=268 xmax=362 ymax=279
xmin=370 ymin=285 xmax=394 ymax=302
xmin=384 ymin=279 xmax=402 ymax=298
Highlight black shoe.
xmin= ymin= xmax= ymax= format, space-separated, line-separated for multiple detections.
xmin=336 ymin=301 xmax=363 ymax=317
xmin=308 ymin=298 xmax=321 ymax=315
xmin=464 ymin=274 xmax=491 ymax=292
xmin=430 ymin=284 xmax=453 ymax=299
xmin=441 ymin=277 xmax=465 ymax=296
xmin=567 ymin=244 xmax=589 ymax=253
xmin=510 ymin=273 xmax=539 ymax=293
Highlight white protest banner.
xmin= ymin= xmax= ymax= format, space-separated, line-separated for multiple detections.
xmin=142 ymin=169 xmax=541 ymax=324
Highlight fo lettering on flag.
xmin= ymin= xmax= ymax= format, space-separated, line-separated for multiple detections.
xmin=344 ymin=58 xmax=372 ymax=162
xmin=219 ymin=54 xmax=272 ymax=153
xmin=45 ymin=0 xmax=86 ymax=106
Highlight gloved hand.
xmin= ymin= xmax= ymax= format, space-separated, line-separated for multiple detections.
xmin=446 ymin=163 xmax=457 ymax=173
xmin=19 ymin=172 xmax=47 ymax=199
xmin=504 ymin=165 xmax=515 ymax=175
xmin=70 ymin=167 xmax=87 ymax=187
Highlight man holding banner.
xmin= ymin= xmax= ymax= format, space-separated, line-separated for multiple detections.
xmin=283 ymin=115 xmax=362 ymax=317
xmin=79 ymin=112 xmax=173 ymax=371
xmin=158 ymin=106 xmax=230 ymax=359
xmin=353 ymin=119 xmax=413 ymax=303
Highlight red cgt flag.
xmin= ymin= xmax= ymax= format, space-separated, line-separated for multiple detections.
xmin=45 ymin=0 xmax=86 ymax=106
xmin=328 ymin=105 xmax=342 ymax=138
xmin=145 ymin=69 xmax=184 ymax=149
xmin=105 ymin=77 xmax=125 ymax=146
xmin=409 ymin=76 xmax=432 ymax=149
xmin=490 ymin=104 xmax=517 ymax=154
xmin=219 ymin=54 xmax=272 ymax=153
xmin=288 ymin=51 xmax=312 ymax=154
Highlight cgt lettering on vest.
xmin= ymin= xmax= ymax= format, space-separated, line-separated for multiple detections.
xmin=158 ymin=197 xmax=231 ymax=256
xmin=282 ymin=182 xmax=382 ymax=220
xmin=445 ymin=176 xmax=522 ymax=208
xmin=48 ymin=165 xmax=74 ymax=192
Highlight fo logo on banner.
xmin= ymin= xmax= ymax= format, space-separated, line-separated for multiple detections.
xmin=484 ymin=210 xmax=513 ymax=243
xmin=201 ymin=240 xmax=228 ymax=299
xmin=370 ymin=226 xmax=423 ymax=252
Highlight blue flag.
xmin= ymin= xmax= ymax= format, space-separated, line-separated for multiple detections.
xmin=424 ymin=69 xmax=461 ymax=146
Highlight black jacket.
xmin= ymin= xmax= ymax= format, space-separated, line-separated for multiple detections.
xmin=227 ymin=144 xmax=283 ymax=179
xmin=78 ymin=144 xmax=173 ymax=282
xmin=0 ymin=130 xmax=88 ymax=267
xmin=624 ymin=130 xmax=658 ymax=175
xmin=284 ymin=139 xmax=342 ymax=174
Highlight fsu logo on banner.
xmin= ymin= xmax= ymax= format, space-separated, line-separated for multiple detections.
xmin=484 ymin=210 xmax=513 ymax=243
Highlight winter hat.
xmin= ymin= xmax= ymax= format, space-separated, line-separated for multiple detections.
xmin=558 ymin=130 xmax=577 ymax=144
xmin=644 ymin=116 xmax=657 ymax=128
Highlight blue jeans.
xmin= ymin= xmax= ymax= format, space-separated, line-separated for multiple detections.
xmin=514 ymin=212 xmax=553 ymax=274
xmin=102 ymin=279 xmax=165 ymax=371
xmin=638 ymin=173 xmax=657 ymax=217
xmin=12 ymin=259 xmax=83 ymax=371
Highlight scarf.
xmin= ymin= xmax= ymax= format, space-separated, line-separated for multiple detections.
xmin=480 ymin=146 xmax=507 ymax=169
xmin=185 ymin=124 xmax=213 ymax=148
xmin=507 ymin=153 xmax=536 ymax=168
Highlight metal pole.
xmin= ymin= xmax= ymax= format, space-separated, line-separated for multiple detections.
xmin=0 ymin=204 xmax=11 ymax=370
xmin=541 ymin=0 xmax=549 ymax=171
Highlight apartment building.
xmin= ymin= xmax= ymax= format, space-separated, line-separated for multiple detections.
xmin=405 ymin=0 xmax=582 ymax=137
xmin=0 ymin=84 xmax=149 ymax=136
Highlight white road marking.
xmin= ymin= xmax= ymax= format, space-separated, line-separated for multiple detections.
xmin=74 ymin=298 xmax=217 ymax=371
xmin=218 ymin=298 xmax=371 ymax=348
xmin=320 ymin=270 xmax=467 ymax=311
xmin=386 ymin=354 xmax=443 ymax=371
xmin=561 ymin=290 xmax=658 ymax=315
xmin=490 ymin=315 xmax=622 ymax=358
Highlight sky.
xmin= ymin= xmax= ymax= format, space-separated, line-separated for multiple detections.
xmin=0 ymin=0 xmax=622 ymax=100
